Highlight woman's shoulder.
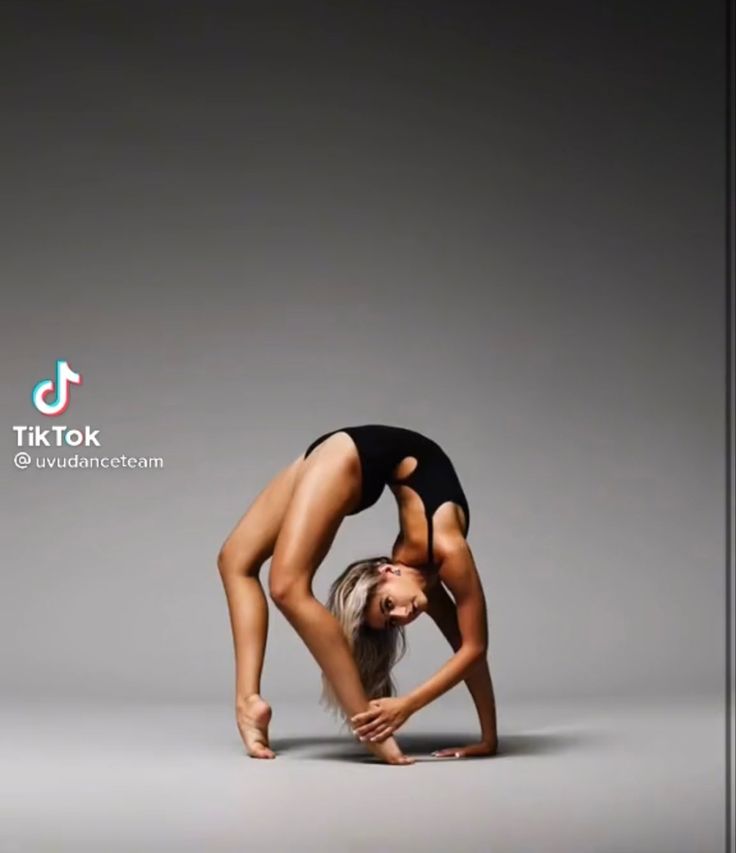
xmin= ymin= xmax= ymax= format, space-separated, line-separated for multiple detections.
xmin=433 ymin=529 xmax=470 ymax=563
xmin=436 ymin=540 xmax=482 ymax=599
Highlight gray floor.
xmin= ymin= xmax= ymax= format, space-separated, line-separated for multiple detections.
xmin=0 ymin=695 xmax=725 ymax=853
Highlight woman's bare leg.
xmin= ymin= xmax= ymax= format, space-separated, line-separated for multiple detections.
xmin=268 ymin=436 xmax=414 ymax=765
xmin=217 ymin=454 xmax=304 ymax=758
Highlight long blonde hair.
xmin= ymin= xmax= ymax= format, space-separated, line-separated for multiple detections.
xmin=320 ymin=556 xmax=407 ymax=720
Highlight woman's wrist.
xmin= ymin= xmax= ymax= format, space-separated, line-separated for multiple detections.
xmin=480 ymin=728 xmax=498 ymax=748
xmin=404 ymin=692 xmax=422 ymax=715
xmin=479 ymin=713 xmax=497 ymax=744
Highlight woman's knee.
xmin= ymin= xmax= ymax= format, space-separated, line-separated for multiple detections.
xmin=268 ymin=568 xmax=309 ymax=610
xmin=217 ymin=539 xmax=252 ymax=578
xmin=217 ymin=541 xmax=232 ymax=575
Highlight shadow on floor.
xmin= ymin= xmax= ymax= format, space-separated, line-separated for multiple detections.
xmin=270 ymin=729 xmax=603 ymax=762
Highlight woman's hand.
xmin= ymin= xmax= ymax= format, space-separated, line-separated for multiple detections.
xmin=351 ymin=696 xmax=414 ymax=743
xmin=431 ymin=739 xmax=498 ymax=759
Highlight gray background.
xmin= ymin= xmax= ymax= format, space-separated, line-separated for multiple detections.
xmin=1 ymin=0 xmax=724 ymax=709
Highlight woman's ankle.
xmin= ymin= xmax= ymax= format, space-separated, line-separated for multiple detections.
xmin=236 ymin=692 xmax=263 ymax=709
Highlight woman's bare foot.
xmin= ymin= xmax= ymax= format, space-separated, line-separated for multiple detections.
xmin=236 ymin=694 xmax=275 ymax=759
xmin=364 ymin=734 xmax=415 ymax=765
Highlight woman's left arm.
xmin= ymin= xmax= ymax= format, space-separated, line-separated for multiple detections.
xmin=422 ymin=577 xmax=498 ymax=757
xmin=404 ymin=539 xmax=488 ymax=714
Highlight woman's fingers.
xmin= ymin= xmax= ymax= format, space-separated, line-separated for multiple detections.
xmin=367 ymin=726 xmax=393 ymax=742
xmin=430 ymin=742 xmax=495 ymax=758
xmin=354 ymin=722 xmax=385 ymax=740
xmin=431 ymin=747 xmax=463 ymax=758
xmin=350 ymin=699 xmax=385 ymax=725
xmin=351 ymin=716 xmax=379 ymax=731
xmin=350 ymin=707 xmax=380 ymax=726
xmin=353 ymin=717 xmax=385 ymax=737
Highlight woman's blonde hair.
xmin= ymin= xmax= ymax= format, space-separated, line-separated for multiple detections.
xmin=320 ymin=556 xmax=407 ymax=720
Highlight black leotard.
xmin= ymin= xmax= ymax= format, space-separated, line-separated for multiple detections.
xmin=303 ymin=424 xmax=470 ymax=567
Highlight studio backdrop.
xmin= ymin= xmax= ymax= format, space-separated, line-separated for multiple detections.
xmin=1 ymin=1 xmax=723 ymax=712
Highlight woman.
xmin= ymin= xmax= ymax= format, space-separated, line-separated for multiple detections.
xmin=217 ymin=424 xmax=498 ymax=766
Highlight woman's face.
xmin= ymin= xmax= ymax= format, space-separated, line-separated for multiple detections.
xmin=363 ymin=563 xmax=429 ymax=630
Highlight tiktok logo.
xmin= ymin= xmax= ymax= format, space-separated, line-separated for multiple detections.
xmin=31 ymin=359 xmax=83 ymax=417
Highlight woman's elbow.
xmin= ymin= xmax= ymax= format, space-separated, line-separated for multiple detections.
xmin=464 ymin=643 xmax=487 ymax=665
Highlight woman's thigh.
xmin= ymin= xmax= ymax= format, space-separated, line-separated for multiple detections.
xmin=269 ymin=438 xmax=360 ymax=600
xmin=218 ymin=453 xmax=306 ymax=576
